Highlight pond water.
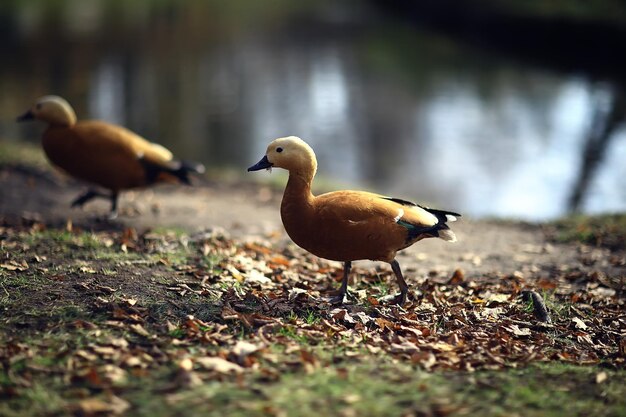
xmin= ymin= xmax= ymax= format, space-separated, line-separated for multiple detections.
xmin=1 ymin=1 xmax=624 ymax=220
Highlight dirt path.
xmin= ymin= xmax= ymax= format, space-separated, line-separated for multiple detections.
xmin=1 ymin=164 xmax=622 ymax=281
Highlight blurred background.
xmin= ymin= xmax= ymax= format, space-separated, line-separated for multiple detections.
xmin=1 ymin=0 xmax=625 ymax=220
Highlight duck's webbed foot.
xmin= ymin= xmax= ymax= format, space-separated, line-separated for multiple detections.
xmin=378 ymin=290 xmax=408 ymax=306
xmin=328 ymin=291 xmax=350 ymax=305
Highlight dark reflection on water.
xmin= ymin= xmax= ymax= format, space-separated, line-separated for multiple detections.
xmin=0 ymin=1 xmax=624 ymax=220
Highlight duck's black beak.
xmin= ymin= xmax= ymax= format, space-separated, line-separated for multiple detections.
xmin=247 ymin=155 xmax=273 ymax=172
xmin=16 ymin=110 xmax=35 ymax=122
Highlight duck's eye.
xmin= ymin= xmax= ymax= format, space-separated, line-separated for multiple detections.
xmin=276 ymin=147 xmax=283 ymax=153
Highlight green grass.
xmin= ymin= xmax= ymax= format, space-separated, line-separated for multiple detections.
xmin=212 ymin=363 xmax=619 ymax=416
xmin=21 ymin=229 xmax=117 ymax=256
xmin=0 ymin=140 xmax=48 ymax=167
xmin=524 ymin=290 xmax=573 ymax=320
xmin=2 ymin=361 xmax=614 ymax=417
xmin=199 ymin=253 xmax=224 ymax=275
xmin=277 ymin=325 xmax=311 ymax=345
xmin=550 ymin=213 xmax=626 ymax=251
xmin=303 ymin=309 xmax=322 ymax=325
xmin=0 ymin=383 xmax=67 ymax=417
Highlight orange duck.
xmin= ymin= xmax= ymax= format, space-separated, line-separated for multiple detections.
xmin=248 ymin=136 xmax=460 ymax=305
xmin=17 ymin=95 xmax=204 ymax=218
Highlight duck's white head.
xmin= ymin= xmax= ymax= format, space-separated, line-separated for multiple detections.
xmin=17 ymin=95 xmax=77 ymax=127
xmin=248 ymin=136 xmax=318 ymax=180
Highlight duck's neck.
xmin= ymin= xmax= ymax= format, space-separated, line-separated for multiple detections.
xmin=281 ymin=171 xmax=315 ymax=226
xmin=283 ymin=172 xmax=314 ymax=203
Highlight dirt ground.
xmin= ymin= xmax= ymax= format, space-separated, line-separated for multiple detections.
xmin=1 ymin=163 xmax=623 ymax=282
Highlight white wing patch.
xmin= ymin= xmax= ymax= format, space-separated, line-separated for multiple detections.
xmin=149 ymin=142 xmax=174 ymax=160
xmin=394 ymin=208 xmax=404 ymax=223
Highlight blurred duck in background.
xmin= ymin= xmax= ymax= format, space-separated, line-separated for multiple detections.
xmin=248 ymin=136 xmax=460 ymax=305
xmin=17 ymin=95 xmax=204 ymax=218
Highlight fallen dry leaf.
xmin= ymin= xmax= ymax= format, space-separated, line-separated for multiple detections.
xmin=572 ymin=317 xmax=588 ymax=330
xmin=195 ymin=357 xmax=244 ymax=374
xmin=232 ymin=341 xmax=261 ymax=359
xmin=504 ymin=324 xmax=532 ymax=337
xmin=75 ymin=395 xmax=130 ymax=416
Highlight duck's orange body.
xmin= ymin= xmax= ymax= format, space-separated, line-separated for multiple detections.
xmin=18 ymin=96 xmax=203 ymax=217
xmin=282 ymin=180 xmax=441 ymax=262
xmin=249 ymin=136 xmax=459 ymax=305
xmin=42 ymin=121 xmax=176 ymax=191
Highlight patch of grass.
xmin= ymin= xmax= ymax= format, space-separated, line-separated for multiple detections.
xmin=524 ymin=290 xmax=572 ymax=320
xmin=0 ymin=382 xmax=67 ymax=417
xmin=286 ymin=309 xmax=323 ymax=326
xmin=21 ymin=229 xmax=118 ymax=260
xmin=0 ymin=140 xmax=48 ymax=167
xmin=464 ymin=362 xmax=626 ymax=417
xmin=149 ymin=226 xmax=189 ymax=239
xmin=303 ymin=309 xmax=322 ymax=325
xmin=549 ymin=213 xmax=626 ymax=251
xmin=199 ymin=253 xmax=224 ymax=275
xmin=371 ymin=280 xmax=390 ymax=297
xmin=101 ymin=267 xmax=117 ymax=276
xmin=278 ymin=325 xmax=310 ymax=345
xmin=44 ymin=303 xmax=87 ymax=320
xmin=542 ymin=291 xmax=572 ymax=319
xmin=159 ymin=247 xmax=192 ymax=267
xmin=169 ymin=328 xmax=186 ymax=339
xmin=95 ymin=362 xmax=626 ymax=417
xmin=28 ymin=229 xmax=93 ymax=248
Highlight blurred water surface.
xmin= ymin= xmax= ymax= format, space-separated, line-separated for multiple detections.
xmin=1 ymin=0 xmax=625 ymax=220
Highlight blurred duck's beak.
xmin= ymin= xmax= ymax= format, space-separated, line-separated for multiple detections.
xmin=16 ymin=110 xmax=35 ymax=122
xmin=247 ymin=155 xmax=273 ymax=171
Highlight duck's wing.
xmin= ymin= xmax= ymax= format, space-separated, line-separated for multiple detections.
xmin=71 ymin=121 xmax=173 ymax=163
xmin=315 ymin=191 xmax=459 ymax=242
xmin=315 ymin=191 xmax=430 ymax=226
xmin=382 ymin=197 xmax=460 ymax=223
xmin=381 ymin=197 xmax=460 ymax=242
xmin=95 ymin=124 xmax=205 ymax=176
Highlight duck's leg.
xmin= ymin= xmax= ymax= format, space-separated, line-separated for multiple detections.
xmin=329 ymin=261 xmax=351 ymax=304
xmin=389 ymin=259 xmax=409 ymax=305
xmin=71 ymin=189 xmax=120 ymax=219
xmin=108 ymin=192 xmax=119 ymax=219
xmin=71 ymin=189 xmax=109 ymax=209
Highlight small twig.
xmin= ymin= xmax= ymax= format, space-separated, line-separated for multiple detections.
xmin=521 ymin=290 xmax=552 ymax=323
xmin=258 ymin=323 xmax=279 ymax=344
xmin=507 ymin=318 xmax=554 ymax=331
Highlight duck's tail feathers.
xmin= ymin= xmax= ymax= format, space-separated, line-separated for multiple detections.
xmin=445 ymin=214 xmax=459 ymax=222
xmin=437 ymin=228 xmax=457 ymax=243
xmin=141 ymin=158 xmax=205 ymax=185
xmin=423 ymin=207 xmax=461 ymax=222
xmin=170 ymin=160 xmax=205 ymax=185
xmin=422 ymin=208 xmax=460 ymax=243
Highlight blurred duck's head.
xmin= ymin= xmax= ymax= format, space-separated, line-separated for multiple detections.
xmin=17 ymin=95 xmax=77 ymax=127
